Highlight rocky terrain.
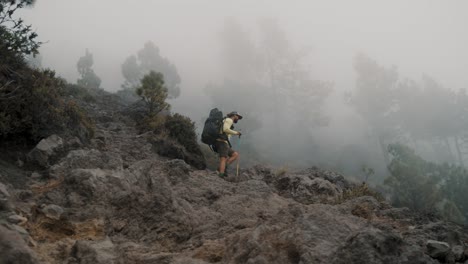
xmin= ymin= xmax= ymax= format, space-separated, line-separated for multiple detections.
xmin=1 ymin=95 xmax=468 ymax=264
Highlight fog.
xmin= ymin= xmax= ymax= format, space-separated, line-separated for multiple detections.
xmin=19 ymin=0 xmax=468 ymax=182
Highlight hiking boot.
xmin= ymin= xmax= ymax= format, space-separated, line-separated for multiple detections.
xmin=218 ymin=172 xmax=226 ymax=178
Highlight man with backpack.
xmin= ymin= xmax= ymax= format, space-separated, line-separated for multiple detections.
xmin=201 ymin=109 xmax=243 ymax=178
xmin=215 ymin=111 xmax=242 ymax=177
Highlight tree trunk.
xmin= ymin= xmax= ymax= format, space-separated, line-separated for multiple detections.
xmin=378 ymin=135 xmax=390 ymax=166
xmin=443 ymin=138 xmax=456 ymax=164
xmin=453 ymin=136 xmax=464 ymax=167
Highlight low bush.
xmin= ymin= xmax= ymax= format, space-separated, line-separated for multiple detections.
xmin=165 ymin=113 xmax=202 ymax=155
xmin=63 ymin=84 xmax=96 ymax=103
xmin=334 ymin=183 xmax=385 ymax=204
xmin=0 ymin=45 xmax=94 ymax=145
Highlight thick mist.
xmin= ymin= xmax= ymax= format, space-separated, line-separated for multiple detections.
xmin=19 ymin=0 xmax=468 ymax=182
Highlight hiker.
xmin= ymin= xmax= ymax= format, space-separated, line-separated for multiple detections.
xmin=216 ymin=111 xmax=242 ymax=177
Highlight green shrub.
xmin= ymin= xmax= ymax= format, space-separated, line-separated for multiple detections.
xmin=136 ymin=71 xmax=170 ymax=115
xmin=116 ymin=87 xmax=139 ymax=104
xmin=139 ymin=114 xmax=167 ymax=134
xmin=334 ymin=183 xmax=385 ymax=204
xmin=385 ymin=144 xmax=442 ymax=212
xmin=63 ymin=84 xmax=96 ymax=103
xmin=165 ymin=113 xmax=202 ymax=155
xmin=0 ymin=1 xmax=41 ymax=56
xmin=64 ymin=100 xmax=95 ymax=139
xmin=0 ymin=53 xmax=94 ymax=144
xmin=0 ymin=8 xmax=92 ymax=146
xmin=275 ymin=165 xmax=290 ymax=177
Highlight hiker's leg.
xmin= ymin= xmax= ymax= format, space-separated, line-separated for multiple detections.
xmin=227 ymin=151 xmax=238 ymax=165
xmin=217 ymin=141 xmax=229 ymax=173
xmin=219 ymin=157 xmax=227 ymax=173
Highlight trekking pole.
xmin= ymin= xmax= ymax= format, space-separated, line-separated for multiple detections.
xmin=236 ymin=132 xmax=241 ymax=177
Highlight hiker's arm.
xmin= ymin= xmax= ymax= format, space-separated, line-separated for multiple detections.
xmin=223 ymin=119 xmax=240 ymax=135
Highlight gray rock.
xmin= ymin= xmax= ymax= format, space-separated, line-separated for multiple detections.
xmin=15 ymin=159 xmax=24 ymax=167
xmin=10 ymin=224 xmax=29 ymax=237
xmin=0 ymin=198 xmax=12 ymax=211
xmin=0 ymin=182 xmax=9 ymax=198
xmin=332 ymin=228 xmax=404 ymax=264
xmin=274 ymin=174 xmax=339 ymax=204
xmin=50 ymin=149 xmax=123 ymax=177
xmin=422 ymin=222 xmax=464 ymax=246
xmin=309 ymin=177 xmax=340 ymax=196
xmin=0 ymin=183 xmax=12 ymax=212
xmin=165 ymin=159 xmax=191 ymax=184
xmin=426 ymin=240 xmax=450 ymax=260
xmin=41 ymin=204 xmax=64 ymax=220
xmin=28 ymin=134 xmax=64 ymax=167
xmin=452 ymin=245 xmax=464 ymax=261
xmin=302 ymin=166 xmax=352 ymax=189
xmin=0 ymin=225 xmax=39 ymax=264
xmin=222 ymin=204 xmax=367 ymax=264
xmin=378 ymin=207 xmax=412 ymax=220
xmin=17 ymin=190 xmax=33 ymax=201
xmin=1 ymin=224 xmax=31 ymax=242
xmin=66 ymin=168 xmax=131 ymax=202
xmin=66 ymin=137 xmax=83 ymax=148
xmin=7 ymin=214 xmax=27 ymax=225
xmin=70 ymin=238 xmax=121 ymax=264
xmin=30 ymin=172 xmax=42 ymax=179
xmin=338 ymin=196 xmax=381 ymax=220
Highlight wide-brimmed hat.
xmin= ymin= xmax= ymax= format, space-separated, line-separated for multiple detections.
xmin=227 ymin=111 xmax=243 ymax=119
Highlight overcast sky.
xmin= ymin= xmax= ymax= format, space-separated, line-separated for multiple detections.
xmin=19 ymin=0 xmax=468 ymax=116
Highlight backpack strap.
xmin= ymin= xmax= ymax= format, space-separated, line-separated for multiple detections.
xmin=209 ymin=144 xmax=217 ymax=153
xmin=219 ymin=117 xmax=226 ymax=134
xmin=218 ymin=118 xmax=233 ymax=148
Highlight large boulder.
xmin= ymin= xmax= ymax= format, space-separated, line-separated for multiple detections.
xmin=69 ymin=238 xmax=121 ymax=264
xmin=49 ymin=149 xmax=123 ymax=178
xmin=28 ymin=134 xmax=64 ymax=167
xmin=332 ymin=228 xmax=406 ymax=264
xmin=41 ymin=204 xmax=64 ymax=220
xmin=0 ymin=182 xmax=12 ymax=212
xmin=222 ymin=204 xmax=367 ymax=264
xmin=0 ymin=225 xmax=39 ymax=264
xmin=426 ymin=240 xmax=451 ymax=261
xmin=301 ymin=167 xmax=352 ymax=189
xmin=0 ymin=182 xmax=9 ymax=198
xmin=452 ymin=245 xmax=465 ymax=262
xmin=273 ymin=174 xmax=341 ymax=204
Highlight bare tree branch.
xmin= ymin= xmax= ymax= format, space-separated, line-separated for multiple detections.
xmin=0 ymin=80 xmax=14 ymax=91
xmin=0 ymin=83 xmax=22 ymax=100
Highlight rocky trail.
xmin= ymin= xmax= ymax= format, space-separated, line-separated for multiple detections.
xmin=1 ymin=98 xmax=468 ymax=264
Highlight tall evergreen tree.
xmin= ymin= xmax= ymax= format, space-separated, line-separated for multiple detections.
xmin=121 ymin=41 xmax=180 ymax=99
xmin=76 ymin=49 xmax=101 ymax=89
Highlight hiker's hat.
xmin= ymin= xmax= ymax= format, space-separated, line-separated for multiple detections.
xmin=228 ymin=111 xmax=243 ymax=119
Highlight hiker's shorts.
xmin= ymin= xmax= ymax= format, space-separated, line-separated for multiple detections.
xmin=215 ymin=141 xmax=235 ymax=158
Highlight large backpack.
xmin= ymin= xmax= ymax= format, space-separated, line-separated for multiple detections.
xmin=201 ymin=108 xmax=224 ymax=150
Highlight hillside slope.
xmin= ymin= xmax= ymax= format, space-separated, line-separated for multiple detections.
xmin=1 ymin=92 xmax=467 ymax=264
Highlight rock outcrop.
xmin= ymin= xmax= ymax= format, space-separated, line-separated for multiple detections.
xmin=28 ymin=135 xmax=64 ymax=167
